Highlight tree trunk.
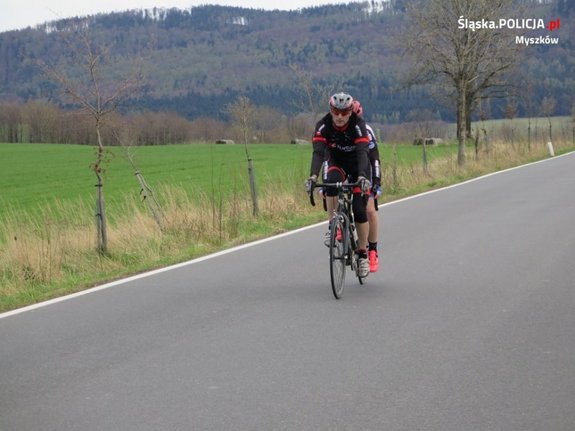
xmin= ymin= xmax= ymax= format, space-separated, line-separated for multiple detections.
xmin=422 ymin=139 xmax=429 ymax=176
xmin=527 ymin=120 xmax=532 ymax=152
xmin=465 ymin=92 xmax=474 ymax=139
xmin=95 ymin=173 xmax=107 ymax=255
xmin=135 ymin=170 xmax=163 ymax=228
xmin=247 ymin=158 xmax=259 ymax=217
xmin=95 ymin=126 xmax=108 ymax=255
xmin=457 ymin=81 xmax=466 ymax=167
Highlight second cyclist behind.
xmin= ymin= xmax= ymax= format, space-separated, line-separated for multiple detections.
xmin=352 ymin=99 xmax=382 ymax=273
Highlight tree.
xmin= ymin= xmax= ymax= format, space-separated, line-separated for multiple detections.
xmin=503 ymin=98 xmax=518 ymax=146
xmin=403 ymin=0 xmax=520 ymax=166
xmin=41 ymin=30 xmax=142 ymax=254
xmin=0 ymin=102 xmax=23 ymax=143
xmin=520 ymin=76 xmax=537 ymax=152
xmin=22 ymin=101 xmax=59 ymax=143
xmin=227 ymin=96 xmax=259 ymax=217
xmin=541 ymin=96 xmax=557 ymax=143
xmin=288 ymin=63 xmax=342 ymax=124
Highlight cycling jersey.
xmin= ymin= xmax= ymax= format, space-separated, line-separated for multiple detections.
xmin=365 ymin=124 xmax=381 ymax=187
xmin=310 ymin=112 xmax=370 ymax=179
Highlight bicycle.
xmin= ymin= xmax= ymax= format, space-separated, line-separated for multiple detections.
xmin=306 ymin=180 xmax=367 ymax=299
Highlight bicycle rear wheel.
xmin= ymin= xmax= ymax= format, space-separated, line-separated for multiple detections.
xmin=329 ymin=215 xmax=348 ymax=299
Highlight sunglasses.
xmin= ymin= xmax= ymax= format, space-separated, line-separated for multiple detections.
xmin=330 ymin=107 xmax=352 ymax=116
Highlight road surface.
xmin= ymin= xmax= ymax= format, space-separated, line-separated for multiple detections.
xmin=1 ymin=153 xmax=575 ymax=430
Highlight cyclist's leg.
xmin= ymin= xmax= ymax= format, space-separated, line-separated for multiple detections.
xmin=321 ymin=165 xmax=346 ymax=245
xmin=351 ymin=191 xmax=368 ymax=248
xmin=367 ymin=160 xmax=381 ymax=262
xmin=352 ymin=190 xmax=370 ymax=277
xmin=367 ymin=197 xmax=378 ymax=243
xmin=325 ymin=165 xmax=346 ymax=207
xmin=366 ymin=196 xmax=379 ymax=272
xmin=367 ymin=197 xmax=379 ymax=272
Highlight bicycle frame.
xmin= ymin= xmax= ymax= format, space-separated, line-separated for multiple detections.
xmin=308 ymin=181 xmax=366 ymax=298
xmin=309 ymin=181 xmax=361 ymax=248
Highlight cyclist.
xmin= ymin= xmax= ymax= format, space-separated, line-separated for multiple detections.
xmin=307 ymin=92 xmax=372 ymax=278
xmin=352 ymin=100 xmax=382 ymax=273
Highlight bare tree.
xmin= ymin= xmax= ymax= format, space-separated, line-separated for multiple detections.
xmin=0 ymin=102 xmax=23 ymax=143
xmin=41 ymin=29 xmax=142 ymax=254
xmin=288 ymin=63 xmax=342 ymax=125
xmin=541 ymin=96 xmax=556 ymax=143
xmin=404 ymin=0 xmax=521 ymax=166
xmin=22 ymin=101 xmax=59 ymax=143
xmin=503 ymin=98 xmax=518 ymax=146
xmin=520 ymin=77 xmax=537 ymax=151
xmin=227 ymin=96 xmax=259 ymax=217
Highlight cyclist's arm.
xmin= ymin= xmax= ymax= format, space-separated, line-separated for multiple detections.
xmin=369 ymin=144 xmax=381 ymax=187
xmin=355 ymin=139 xmax=370 ymax=179
xmin=354 ymin=120 xmax=371 ymax=179
xmin=310 ymin=130 xmax=327 ymax=177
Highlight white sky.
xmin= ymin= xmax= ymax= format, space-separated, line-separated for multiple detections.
xmin=1 ymin=0 xmax=353 ymax=33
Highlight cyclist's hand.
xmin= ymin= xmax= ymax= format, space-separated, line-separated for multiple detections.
xmin=358 ymin=176 xmax=371 ymax=195
xmin=305 ymin=175 xmax=317 ymax=193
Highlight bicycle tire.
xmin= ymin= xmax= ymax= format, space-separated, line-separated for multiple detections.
xmin=346 ymin=224 xmax=366 ymax=286
xmin=329 ymin=214 xmax=348 ymax=299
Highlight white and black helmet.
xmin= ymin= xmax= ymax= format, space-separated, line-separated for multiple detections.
xmin=329 ymin=92 xmax=354 ymax=111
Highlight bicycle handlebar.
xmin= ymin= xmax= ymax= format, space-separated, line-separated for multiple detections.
xmin=307 ymin=181 xmax=361 ymax=207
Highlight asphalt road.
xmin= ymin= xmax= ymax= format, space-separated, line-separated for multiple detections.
xmin=2 ymin=153 xmax=575 ymax=431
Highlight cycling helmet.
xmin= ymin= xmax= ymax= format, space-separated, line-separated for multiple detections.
xmin=329 ymin=92 xmax=354 ymax=111
xmin=352 ymin=100 xmax=363 ymax=117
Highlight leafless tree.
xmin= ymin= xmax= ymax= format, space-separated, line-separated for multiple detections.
xmin=541 ymin=96 xmax=557 ymax=143
xmin=288 ymin=63 xmax=342 ymax=125
xmin=503 ymin=98 xmax=518 ymax=146
xmin=0 ymin=102 xmax=23 ymax=142
xmin=227 ymin=96 xmax=259 ymax=217
xmin=40 ymin=29 xmax=142 ymax=254
xmin=21 ymin=101 xmax=59 ymax=143
xmin=520 ymin=77 xmax=537 ymax=151
xmin=403 ymin=0 xmax=521 ymax=166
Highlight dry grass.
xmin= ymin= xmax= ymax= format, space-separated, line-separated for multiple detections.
xmin=1 ymin=138 xmax=572 ymax=311
xmin=382 ymin=139 xmax=571 ymax=197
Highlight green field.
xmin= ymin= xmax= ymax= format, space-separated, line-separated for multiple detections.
xmin=2 ymin=138 xmax=574 ymax=312
xmin=0 ymin=142 xmax=458 ymax=217
xmin=470 ymin=116 xmax=573 ymax=140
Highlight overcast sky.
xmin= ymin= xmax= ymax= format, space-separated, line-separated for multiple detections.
xmin=1 ymin=0 xmax=354 ymax=33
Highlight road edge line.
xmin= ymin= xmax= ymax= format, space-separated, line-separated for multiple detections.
xmin=2 ymin=151 xmax=573 ymax=319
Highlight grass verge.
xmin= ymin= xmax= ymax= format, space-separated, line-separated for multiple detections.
xmin=1 ymin=139 xmax=573 ymax=312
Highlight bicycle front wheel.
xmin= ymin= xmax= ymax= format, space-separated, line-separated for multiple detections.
xmin=329 ymin=215 xmax=348 ymax=299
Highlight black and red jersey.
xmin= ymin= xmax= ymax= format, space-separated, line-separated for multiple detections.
xmin=310 ymin=112 xmax=370 ymax=179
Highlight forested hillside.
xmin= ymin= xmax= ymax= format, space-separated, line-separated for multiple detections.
xmin=0 ymin=0 xmax=573 ymax=124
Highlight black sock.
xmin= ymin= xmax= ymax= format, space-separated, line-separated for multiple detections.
xmin=368 ymin=242 xmax=378 ymax=252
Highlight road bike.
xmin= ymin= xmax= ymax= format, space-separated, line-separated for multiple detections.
xmin=307 ymin=180 xmax=367 ymax=299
